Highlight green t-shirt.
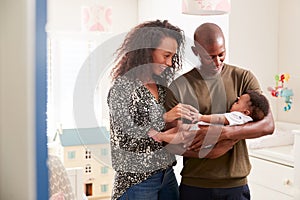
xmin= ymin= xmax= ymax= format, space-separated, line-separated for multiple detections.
xmin=165 ymin=64 xmax=261 ymax=188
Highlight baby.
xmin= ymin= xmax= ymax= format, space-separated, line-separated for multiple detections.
xmin=194 ymin=90 xmax=270 ymax=126
xmin=150 ymin=90 xmax=269 ymax=143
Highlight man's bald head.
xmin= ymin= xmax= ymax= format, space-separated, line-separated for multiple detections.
xmin=192 ymin=23 xmax=226 ymax=76
xmin=194 ymin=23 xmax=225 ymax=49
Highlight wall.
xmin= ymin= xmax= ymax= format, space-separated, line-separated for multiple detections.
xmin=278 ymin=0 xmax=300 ymax=123
xmin=229 ymin=0 xmax=300 ymax=124
xmin=228 ymin=0 xmax=279 ymax=119
xmin=0 ymin=0 xmax=36 ymax=199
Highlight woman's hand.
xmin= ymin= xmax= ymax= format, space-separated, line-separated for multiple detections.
xmin=163 ymin=103 xmax=199 ymax=123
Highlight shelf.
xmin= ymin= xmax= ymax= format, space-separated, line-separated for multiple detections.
xmin=248 ymin=145 xmax=294 ymax=167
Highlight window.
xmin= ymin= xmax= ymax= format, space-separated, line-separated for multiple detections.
xmin=47 ymin=37 xmax=92 ymax=136
xmin=47 ymin=33 xmax=113 ymax=139
xmin=100 ymin=148 xmax=108 ymax=156
xmin=85 ymin=164 xmax=92 ymax=174
xmin=67 ymin=151 xmax=76 ymax=159
xmin=47 ymin=31 xmax=115 ymax=200
xmin=85 ymin=149 xmax=91 ymax=159
xmin=101 ymin=166 xmax=109 ymax=174
xmin=100 ymin=184 xmax=109 ymax=193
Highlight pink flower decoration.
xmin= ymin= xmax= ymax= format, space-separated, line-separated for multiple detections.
xmin=81 ymin=4 xmax=112 ymax=32
xmin=89 ymin=22 xmax=105 ymax=31
xmin=105 ymin=8 xmax=112 ymax=26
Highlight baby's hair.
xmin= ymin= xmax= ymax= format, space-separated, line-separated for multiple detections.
xmin=246 ymin=90 xmax=270 ymax=121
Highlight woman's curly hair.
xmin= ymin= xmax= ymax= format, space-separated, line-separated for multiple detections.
xmin=110 ymin=19 xmax=185 ymax=84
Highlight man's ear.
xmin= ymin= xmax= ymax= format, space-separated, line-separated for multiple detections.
xmin=191 ymin=46 xmax=198 ymax=56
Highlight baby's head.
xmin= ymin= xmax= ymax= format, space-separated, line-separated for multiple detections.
xmin=230 ymin=90 xmax=270 ymax=121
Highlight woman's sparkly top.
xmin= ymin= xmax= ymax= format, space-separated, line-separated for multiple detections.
xmin=107 ymin=76 xmax=176 ymax=199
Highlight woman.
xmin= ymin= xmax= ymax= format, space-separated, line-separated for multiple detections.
xmin=107 ymin=20 xmax=198 ymax=200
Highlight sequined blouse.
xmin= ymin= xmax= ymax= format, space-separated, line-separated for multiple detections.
xmin=107 ymin=76 xmax=176 ymax=200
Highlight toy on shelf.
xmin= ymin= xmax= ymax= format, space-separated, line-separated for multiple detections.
xmin=268 ymin=73 xmax=294 ymax=111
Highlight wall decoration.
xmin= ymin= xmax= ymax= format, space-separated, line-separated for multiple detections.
xmin=268 ymin=73 xmax=294 ymax=111
xmin=81 ymin=4 xmax=112 ymax=32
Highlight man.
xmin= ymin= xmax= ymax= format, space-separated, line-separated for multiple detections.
xmin=164 ymin=23 xmax=275 ymax=200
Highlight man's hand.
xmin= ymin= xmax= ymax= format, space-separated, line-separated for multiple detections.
xmin=181 ymin=124 xmax=238 ymax=159
xmin=204 ymin=139 xmax=239 ymax=159
xmin=169 ymin=138 xmax=238 ymax=159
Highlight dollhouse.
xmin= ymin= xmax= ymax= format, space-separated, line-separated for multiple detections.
xmin=51 ymin=126 xmax=113 ymax=200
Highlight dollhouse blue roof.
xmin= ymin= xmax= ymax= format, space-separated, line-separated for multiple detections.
xmin=59 ymin=127 xmax=110 ymax=146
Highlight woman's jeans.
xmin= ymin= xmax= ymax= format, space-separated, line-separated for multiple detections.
xmin=119 ymin=167 xmax=179 ymax=200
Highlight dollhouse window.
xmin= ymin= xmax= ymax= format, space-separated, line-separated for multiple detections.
xmin=85 ymin=164 xmax=92 ymax=173
xmin=85 ymin=149 xmax=91 ymax=159
xmin=100 ymin=184 xmax=108 ymax=193
xmin=67 ymin=151 xmax=76 ymax=159
xmin=100 ymin=147 xmax=108 ymax=156
xmin=100 ymin=166 xmax=109 ymax=174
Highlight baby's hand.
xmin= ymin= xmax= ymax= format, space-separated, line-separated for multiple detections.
xmin=192 ymin=113 xmax=202 ymax=124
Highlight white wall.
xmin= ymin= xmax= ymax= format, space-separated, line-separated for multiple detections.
xmin=229 ymin=0 xmax=279 ymax=119
xmin=0 ymin=0 xmax=36 ymax=199
xmin=278 ymin=0 xmax=300 ymax=123
xmin=229 ymin=0 xmax=300 ymax=124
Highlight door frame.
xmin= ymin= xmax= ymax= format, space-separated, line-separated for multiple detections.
xmin=35 ymin=0 xmax=48 ymax=199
